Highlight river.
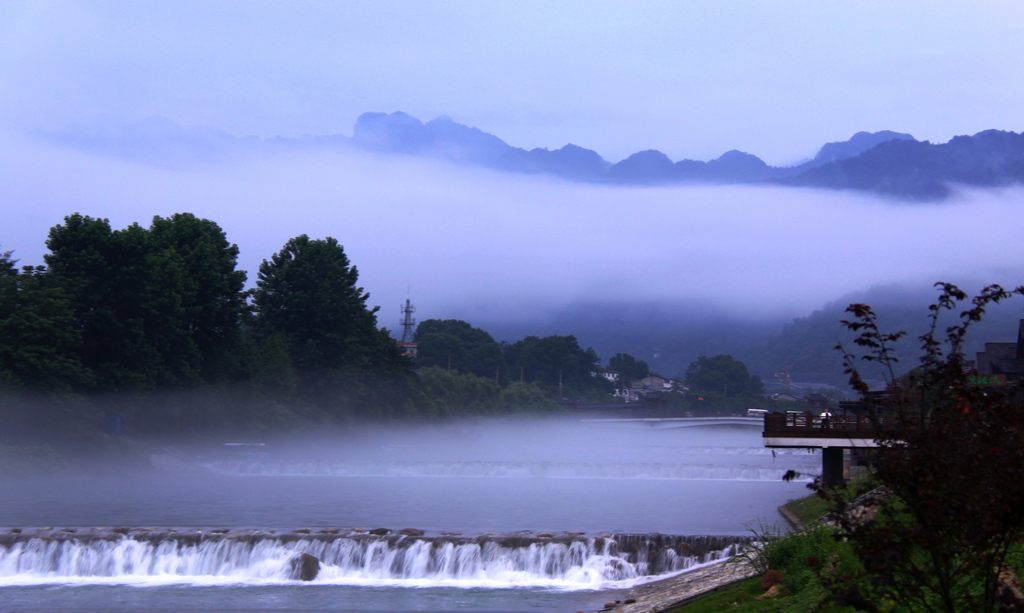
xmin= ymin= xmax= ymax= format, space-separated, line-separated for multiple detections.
xmin=0 ymin=416 xmax=819 ymax=612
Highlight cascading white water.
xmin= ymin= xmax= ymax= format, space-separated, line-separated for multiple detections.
xmin=0 ymin=531 xmax=745 ymax=589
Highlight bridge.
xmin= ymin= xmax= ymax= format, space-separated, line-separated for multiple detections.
xmin=763 ymin=412 xmax=885 ymax=487
xmin=581 ymin=416 xmax=764 ymax=429
xmin=581 ymin=413 xmax=884 ymax=487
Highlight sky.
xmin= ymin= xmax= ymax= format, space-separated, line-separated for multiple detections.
xmin=2 ymin=2 xmax=1022 ymax=163
xmin=1 ymin=1 xmax=1023 ymax=333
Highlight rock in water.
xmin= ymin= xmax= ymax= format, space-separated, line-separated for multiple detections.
xmin=290 ymin=552 xmax=320 ymax=581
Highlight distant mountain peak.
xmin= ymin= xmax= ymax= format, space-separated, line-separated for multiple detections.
xmin=812 ymin=130 xmax=915 ymax=164
xmin=38 ymin=113 xmax=1024 ymax=200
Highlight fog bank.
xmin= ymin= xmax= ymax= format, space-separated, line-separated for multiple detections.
xmin=2 ymin=133 xmax=1021 ymax=331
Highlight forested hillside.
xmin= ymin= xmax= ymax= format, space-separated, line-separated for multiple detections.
xmin=0 ymin=214 xmax=628 ymax=446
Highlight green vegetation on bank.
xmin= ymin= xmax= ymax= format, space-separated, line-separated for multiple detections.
xmin=675 ymin=286 xmax=1024 ymax=613
xmin=782 ymin=492 xmax=831 ymax=528
xmin=671 ymin=528 xmax=1024 ymax=613
xmin=782 ymin=480 xmax=874 ymax=527
xmin=669 ymin=526 xmax=864 ymax=613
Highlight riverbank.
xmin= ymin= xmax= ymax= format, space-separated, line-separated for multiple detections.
xmin=594 ymin=490 xmax=824 ymax=613
xmin=594 ymin=559 xmax=760 ymax=613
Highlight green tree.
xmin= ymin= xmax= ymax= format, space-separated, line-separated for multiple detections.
xmin=685 ymin=354 xmax=763 ymax=397
xmin=0 ymin=251 xmax=92 ymax=394
xmin=254 ymin=332 xmax=298 ymax=399
xmin=253 ymin=235 xmax=409 ymax=413
xmin=44 ymin=214 xmax=154 ymax=390
xmin=44 ymin=213 xmax=251 ymax=393
xmin=416 ymin=332 xmax=470 ymax=373
xmin=499 ymin=380 xmax=557 ymax=411
xmin=148 ymin=213 xmax=250 ymax=381
xmin=503 ymin=335 xmax=601 ymax=395
xmin=414 ymin=319 xmax=505 ymax=379
xmin=415 ymin=366 xmax=502 ymax=417
xmin=608 ymin=352 xmax=650 ymax=381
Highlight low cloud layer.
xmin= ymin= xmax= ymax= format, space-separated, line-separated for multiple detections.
xmin=3 ymin=132 xmax=1021 ymax=332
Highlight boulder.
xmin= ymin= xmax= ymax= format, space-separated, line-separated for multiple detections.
xmin=399 ymin=528 xmax=424 ymax=537
xmin=290 ymin=552 xmax=320 ymax=581
xmin=368 ymin=528 xmax=391 ymax=536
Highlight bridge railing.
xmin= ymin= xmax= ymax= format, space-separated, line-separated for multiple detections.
xmin=763 ymin=411 xmax=892 ymax=437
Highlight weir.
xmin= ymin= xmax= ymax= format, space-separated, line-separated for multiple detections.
xmin=200 ymin=457 xmax=809 ymax=481
xmin=0 ymin=528 xmax=749 ymax=587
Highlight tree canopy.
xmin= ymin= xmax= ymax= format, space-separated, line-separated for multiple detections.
xmin=685 ymin=354 xmax=763 ymax=396
xmin=0 ymin=250 xmax=91 ymax=394
xmin=608 ymin=352 xmax=650 ymax=381
xmin=41 ymin=213 xmax=250 ymax=392
xmin=414 ymin=319 xmax=504 ymax=379
xmin=503 ymin=334 xmax=601 ymax=394
xmin=1 ymin=213 xmax=659 ymax=438
xmin=253 ymin=234 xmax=409 ymax=414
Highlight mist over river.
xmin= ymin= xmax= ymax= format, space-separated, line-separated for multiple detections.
xmin=0 ymin=416 xmax=818 ymax=612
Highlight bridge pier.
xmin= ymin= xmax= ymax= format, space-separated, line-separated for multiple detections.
xmin=821 ymin=447 xmax=845 ymax=488
xmin=763 ymin=412 xmax=881 ymax=488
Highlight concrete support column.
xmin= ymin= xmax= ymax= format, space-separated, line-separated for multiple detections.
xmin=822 ymin=447 xmax=845 ymax=488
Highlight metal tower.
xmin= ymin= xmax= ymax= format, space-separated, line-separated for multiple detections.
xmin=400 ymin=297 xmax=416 ymax=343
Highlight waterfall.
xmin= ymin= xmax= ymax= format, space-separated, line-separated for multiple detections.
xmin=0 ymin=528 xmax=749 ymax=588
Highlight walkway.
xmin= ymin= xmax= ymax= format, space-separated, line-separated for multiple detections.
xmin=597 ymin=559 xmax=759 ymax=613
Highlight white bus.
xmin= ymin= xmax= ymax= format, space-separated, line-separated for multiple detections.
xmin=747 ymin=408 xmax=769 ymax=418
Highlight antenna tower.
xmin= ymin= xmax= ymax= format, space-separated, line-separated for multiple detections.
xmin=400 ymin=297 xmax=416 ymax=343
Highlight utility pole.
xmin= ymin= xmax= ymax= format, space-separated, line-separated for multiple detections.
xmin=399 ymin=295 xmax=416 ymax=343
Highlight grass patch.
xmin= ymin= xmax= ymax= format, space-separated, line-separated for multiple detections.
xmin=669 ymin=525 xmax=864 ymax=612
xmin=783 ymin=491 xmax=831 ymax=526
xmin=782 ymin=478 xmax=876 ymax=526
xmin=661 ymin=576 xmax=764 ymax=613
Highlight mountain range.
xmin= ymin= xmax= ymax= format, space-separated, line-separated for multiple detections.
xmin=352 ymin=113 xmax=1024 ymax=200
xmin=43 ymin=113 xmax=1024 ymax=200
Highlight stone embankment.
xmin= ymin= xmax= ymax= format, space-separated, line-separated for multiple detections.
xmin=592 ymin=559 xmax=759 ymax=613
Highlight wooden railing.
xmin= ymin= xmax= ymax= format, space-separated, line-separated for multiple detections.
xmin=763 ymin=411 xmax=889 ymax=438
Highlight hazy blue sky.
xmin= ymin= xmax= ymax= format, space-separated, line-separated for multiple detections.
xmin=2 ymin=1 xmax=1023 ymax=329
xmin=2 ymin=1 xmax=1022 ymax=163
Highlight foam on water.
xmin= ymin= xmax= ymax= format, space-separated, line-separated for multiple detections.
xmin=0 ymin=530 xmax=746 ymax=590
